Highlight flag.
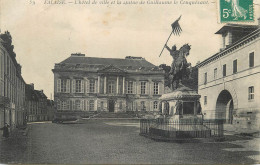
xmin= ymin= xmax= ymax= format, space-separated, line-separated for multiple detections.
xmin=171 ymin=15 xmax=182 ymax=35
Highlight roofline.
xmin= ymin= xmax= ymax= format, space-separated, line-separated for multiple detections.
xmin=52 ymin=68 xmax=164 ymax=75
xmin=215 ymin=24 xmax=258 ymax=34
xmin=198 ymin=28 xmax=260 ymax=68
xmin=59 ymin=56 xmax=148 ymax=64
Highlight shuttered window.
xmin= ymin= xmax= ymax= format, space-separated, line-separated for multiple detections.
xmin=214 ymin=68 xmax=217 ymax=80
xmin=153 ymin=101 xmax=158 ymax=110
xmin=75 ymin=100 xmax=81 ymax=110
xmin=249 ymin=52 xmax=254 ymax=68
xmin=127 ymin=81 xmax=133 ymax=94
xmin=89 ymin=100 xmax=94 ymax=111
xmin=141 ymin=82 xmax=146 ymax=95
xmin=57 ymin=79 xmax=61 ymax=92
xmin=89 ymin=79 xmax=95 ymax=93
xmin=223 ymin=64 xmax=226 ymax=77
xmin=233 ymin=59 xmax=237 ymax=74
xmin=248 ymin=86 xmax=254 ymax=100
xmin=204 ymin=72 xmax=207 ymax=84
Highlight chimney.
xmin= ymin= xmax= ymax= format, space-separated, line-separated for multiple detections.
xmin=30 ymin=83 xmax=34 ymax=89
xmin=71 ymin=53 xmax=85 ymax=57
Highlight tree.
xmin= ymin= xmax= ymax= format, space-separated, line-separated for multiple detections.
xmin=159 ymin=63 xmax=198 ymax=91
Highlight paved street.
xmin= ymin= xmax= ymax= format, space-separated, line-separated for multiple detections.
xmin=0 ymin=120 xmax=259 ymax=164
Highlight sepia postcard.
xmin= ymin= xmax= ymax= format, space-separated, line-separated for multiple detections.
xmin=0 ymin=0 xmax=260 ymax=164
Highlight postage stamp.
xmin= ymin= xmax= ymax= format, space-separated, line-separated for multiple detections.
xmin=219 ymin=0 xmax=254 ymax=23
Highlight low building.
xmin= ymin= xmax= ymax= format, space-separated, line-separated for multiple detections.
xmin=198 ymin=22 xmax=260 ymax=131
xmin=52 ymin=54 xmax=165 ymax=119
xmin=25 ymin=84 xmax=48 ymax=122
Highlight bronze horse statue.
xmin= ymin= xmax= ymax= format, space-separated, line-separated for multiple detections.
xmin=165 ymin=43 xmax=191 ymax=89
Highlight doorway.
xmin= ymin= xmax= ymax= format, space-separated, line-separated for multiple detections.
xmin=109 ymin=100 xmax=115 ymax=112
xmin=216 ymin=90 xmax=234 ymax=124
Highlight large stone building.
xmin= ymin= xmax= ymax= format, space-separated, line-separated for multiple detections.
xmin=0 ymin=31 xmax=26 ymax=129
xmin=198 ymin=22 xmax=260 ymax=131
xmin=52 ymin=54 xmax=164 ymax=119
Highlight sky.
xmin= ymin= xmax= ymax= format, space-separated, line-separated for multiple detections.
xmin=0 ymin=0 xmax=259 ymax=99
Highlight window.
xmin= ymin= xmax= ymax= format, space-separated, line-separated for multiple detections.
xmin=141 ymin=82 xmax=146 ymax=95
xmin=249 ymin=52 xmax=254 ymax=68
xmin=153 ymin=101 xmax=158 ymax=110
xmin=75 ymin=80 xmax=82 ymax=93
xmin=75 ymin=100 xmax=81 ymax=110
xmin=89 ymin=80 xmax=95 ymax=93
xmin=61 ymin=101 xmax=68 ymax=110
xmin=127 ymin=81 xmax=133 ymax=94
xmin=108 ymin=81 xmax=115 ymax=94
xmin=248 ymin=86 xmax=254 ymax=100
xmin=153 ymin=82 xmax=159 ymax=95
xmin=233 ymin=59 xmax=237 ymax=74
xmin=214 ymin=68 xmax=217 ymax=80
xmin=61 ymin=79 xmax=68 ymax=93
xmin=89 ymin=100 xmax=94 ymax=111
xmin=204 ymin=72 xmax=207 ymax=84
xmin=204 ymin=96 xmax=207 ymax=105
xmin=141 ymin=101 xmax=146 ymax=111
xmin=223 ymin=64 xmax=226 ymax=77
xmin=57 ymin=100 xmax=69 ymax=111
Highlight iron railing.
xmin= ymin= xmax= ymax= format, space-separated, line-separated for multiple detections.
xmin=140 ymin=118 xmax=224 ymax=138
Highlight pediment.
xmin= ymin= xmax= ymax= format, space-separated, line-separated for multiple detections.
xmin=98 ymin=65 xmax=126 ymax=73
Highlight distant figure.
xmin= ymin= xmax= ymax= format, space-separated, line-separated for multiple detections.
xmin=175 ymin=100 xmax=182 ymax=115
xmin=1 ymin=123 xmax=10 ymax=138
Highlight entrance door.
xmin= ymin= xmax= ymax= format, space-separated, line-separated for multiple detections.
xmin=109 ymin=100 xmax=115 ymax=112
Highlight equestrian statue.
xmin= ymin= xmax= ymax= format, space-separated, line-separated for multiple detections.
xmin=165 ymin=43 xmax=191 ymax=90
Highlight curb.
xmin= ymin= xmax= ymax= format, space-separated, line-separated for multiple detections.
xmin=224 ymin=130 xmax=260 ymax=138
xmin=140 ymin=133 xmax=225 ymax=143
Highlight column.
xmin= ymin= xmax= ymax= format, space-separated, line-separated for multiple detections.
xmin=104 ymin=76 xmax=107 ymax=94
xmin=116 ymin=76 xmax=119 ymax=94
xmin=122 ymin=77 xmax=125 ymax=94
xmin=97 ymin=76 xmax=100 ymax=94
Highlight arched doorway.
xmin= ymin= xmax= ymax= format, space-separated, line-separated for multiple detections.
xmin=216 ymin=90 xmax=234 ymax=124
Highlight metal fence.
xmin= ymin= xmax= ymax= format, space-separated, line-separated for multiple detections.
xmin=140 ymin=118 xmax=224 ymax=138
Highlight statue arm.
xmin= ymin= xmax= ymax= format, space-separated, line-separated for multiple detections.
xmin=165 ymin=44 xmax=171 ymax=52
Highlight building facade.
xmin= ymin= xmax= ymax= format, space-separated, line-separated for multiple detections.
xmin=25 ymin=84 xmax=49 ymax=122
xmin=47 ymin=99 xmax=55 ymax=121
xmin=0 ymin=31 xmax=26 ymax=130
xmin=198 ymin=23 xmax=260 ymax=131
xmin=52 ymin=54 xmax=164 ymax=119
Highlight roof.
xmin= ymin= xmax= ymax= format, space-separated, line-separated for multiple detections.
xmin=25 ymin=84 xmax=47 ymax=101
xmin=215 ymin=24 xmax=258 ymax=34
xmin=35 ymin=90 xmax=47 ymax=99
xmin=198 ymin=27 xmax=260 ymax=68
xmin=159 ymin=86 xmax=200 ymax=101
xmin=59 ymin=56 xmax=156 ymax=68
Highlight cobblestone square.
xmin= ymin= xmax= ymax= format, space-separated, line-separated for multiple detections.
xmin=0 ymin=120 xmax=259 ymax=164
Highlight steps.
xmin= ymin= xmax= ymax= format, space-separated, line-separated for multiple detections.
xmin=92 ymin=112 xmax=137 ymax=118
